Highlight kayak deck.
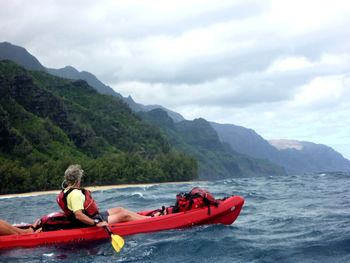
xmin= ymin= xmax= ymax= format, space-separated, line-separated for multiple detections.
xmin=0 ymin=195 xmax=244 ymax=250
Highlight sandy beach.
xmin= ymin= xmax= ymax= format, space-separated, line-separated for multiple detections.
xmin=0 ymin=181 xmax=193 ymax=199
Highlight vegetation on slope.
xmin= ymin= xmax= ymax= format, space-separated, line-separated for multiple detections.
xmin=139 ymin=109 xmax=286 ymax=180
xmin=0 ymin=61 xmax=197 ymax=194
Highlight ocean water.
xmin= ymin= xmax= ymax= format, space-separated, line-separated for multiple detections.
xmin=0 ymin=173 xmax=349 ymax=263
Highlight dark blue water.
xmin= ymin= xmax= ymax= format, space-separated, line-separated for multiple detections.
xmin=0 ymin=173 xmax=349 ymax=262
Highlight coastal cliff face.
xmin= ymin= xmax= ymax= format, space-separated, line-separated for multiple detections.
xmin=139 ymin=109 xmax=286 ymax=179
xmin=1 ymin=41 xmax=349 ymax=178
xmin=0 ymin=42 xmax=286 ymax=181
xmin=268 ymin=140 xmax=350 ymax=174
xmin=211 ymin=122 xmax=350 ymax=174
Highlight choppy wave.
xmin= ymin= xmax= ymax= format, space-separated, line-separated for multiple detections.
xmin=0 ymin=172 xmax=349 ymax=262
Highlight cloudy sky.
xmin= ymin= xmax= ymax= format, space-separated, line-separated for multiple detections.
xmin=1 ymin=0 xmax=350 ymax=159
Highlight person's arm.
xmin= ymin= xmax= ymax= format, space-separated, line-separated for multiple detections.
xmin=74 ymin=210 xmax=108 ymax=227
xmin=74 ymin=210 xmax=96 ymax=226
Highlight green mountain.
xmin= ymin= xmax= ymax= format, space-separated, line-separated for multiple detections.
xmin=0 ymin=42 xmax=45 ymax=71
xmin=0 ymin=61 xmax=197 ymax=194
xmin=139 ymin=109 xmax=286 ymax=179
xmin=47 ymin=66 xmax=185 ymax=122
xmin=0 ymin=42 xmax=184 ymax=122
xmin=5 ymin=41 xmax=347 ymax=180
xmin=0 ymin=41 xmax=285 ymax=186
xmin=124 ymin=96 xmax=185 ymax=123
xmin=47 ymin=66 xmax=118 ymax=97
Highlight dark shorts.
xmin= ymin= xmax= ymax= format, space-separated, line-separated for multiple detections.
xmin=93 ymin=211 xmax=109 ymax=222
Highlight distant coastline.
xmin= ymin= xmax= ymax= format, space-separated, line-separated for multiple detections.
xmin=0 ymin=181 xmax=194 ymax=199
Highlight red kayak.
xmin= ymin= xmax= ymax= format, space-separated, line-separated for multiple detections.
xmin=0 ymin=195 xmax=244 ymax=250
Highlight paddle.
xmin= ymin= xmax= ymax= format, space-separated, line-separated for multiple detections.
xmin=98 ymin=215 xmax=125 ymax=253
xmin=104 ymin=224 xmax=125 ymax=252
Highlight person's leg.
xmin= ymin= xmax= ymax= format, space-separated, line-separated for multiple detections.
xmin=0 ymin=220 xmax=32 ymax=235
xmin=106 ymin=207 xmax=149 ymax=224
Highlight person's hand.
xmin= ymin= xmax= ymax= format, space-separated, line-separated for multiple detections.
xmin=96 ymin=221 xmax=108 ymax=227
xmin=28 ymin=219 xmax=42 ymax=233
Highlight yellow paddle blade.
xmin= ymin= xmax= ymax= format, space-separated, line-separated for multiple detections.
xmin=111 ymin=234 xmax=125 ymax=253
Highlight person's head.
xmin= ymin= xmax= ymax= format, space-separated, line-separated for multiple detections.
xmin=64 ymin=164 xmax=84 ymax=187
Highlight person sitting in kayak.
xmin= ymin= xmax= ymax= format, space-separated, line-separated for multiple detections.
xmin=57 ymin=164 xmax=152 ymax=228
xmin=0 ymin=219 xmax=41 ymax=236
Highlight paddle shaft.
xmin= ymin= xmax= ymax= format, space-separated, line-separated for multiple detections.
xmin=97 ymin=214 xmax=113 ymax=236
xmin=104 ymin=224 xmax=114 ymax=237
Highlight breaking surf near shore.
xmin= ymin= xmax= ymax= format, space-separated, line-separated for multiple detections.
xmin=0 ymin=182 xmax=193 ymax=199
